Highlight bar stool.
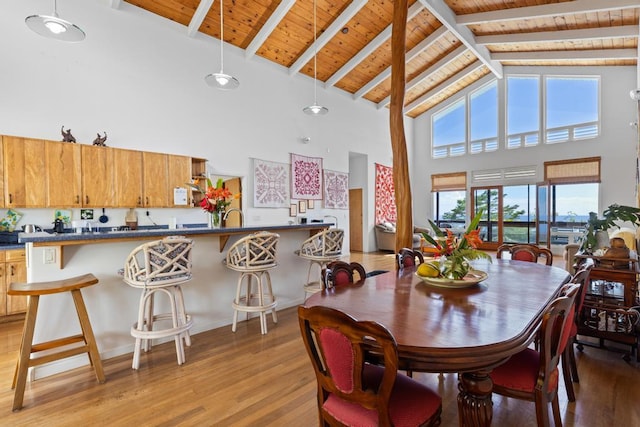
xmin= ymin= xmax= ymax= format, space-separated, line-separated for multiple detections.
xmin=121 ymin=236 xmax=194 ymax=370
xmin=224 ymin=231 xmax=279 ymax=335
xmin=8 ymin=273 xmax=105 ymax=411
xmin=294 ymin=228 xmax=344 ymax=296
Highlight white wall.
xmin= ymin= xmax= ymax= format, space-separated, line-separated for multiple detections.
xmin=413 ymin=66 xmax=639 ymax=223
xmin=0 ymin=0 xmax=399 ymax=249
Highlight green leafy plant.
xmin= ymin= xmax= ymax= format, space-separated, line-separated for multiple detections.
xmin=581 ymin=204 xmax=640 ymax=252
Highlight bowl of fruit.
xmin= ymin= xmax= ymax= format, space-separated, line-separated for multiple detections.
xmin=415 ymin=260 xmax=487 ymax=288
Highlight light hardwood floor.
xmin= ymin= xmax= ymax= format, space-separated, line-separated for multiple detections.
xmin=1 ymin=252 xmax=639 ymax=426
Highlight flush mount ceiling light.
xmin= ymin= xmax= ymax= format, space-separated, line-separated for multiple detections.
xmin=205 ymin=0 xmax=239 ymax=90
xmin=303 ymin=0 xmax=328 ymax=116
xmin=25 ymin=0 xmax=85 ymax=42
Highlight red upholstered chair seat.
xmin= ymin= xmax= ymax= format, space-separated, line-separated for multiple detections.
xmin=491 ymin=349 xmax=559 ymax=394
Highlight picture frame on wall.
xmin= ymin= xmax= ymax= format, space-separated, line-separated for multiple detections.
xmin=307 ymin=200 xmax=314 ymax=210
xmin=290 ymin=203 xmax=297 ymax=217
xmin=299 ymin=200 xmax=307 ymax=214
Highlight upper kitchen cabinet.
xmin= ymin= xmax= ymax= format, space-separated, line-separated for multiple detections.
xmin=3 ymin=136 xmax=46 ymax=208
xmin=167 ymin=155 xmax=191 ymax=208
xmin=142 ymin=152 xmax=168 ymax=207
xmin=46 ymin=141 xmax=82 ymax=207
xmin=0 ymin=137 xmax=3 ymax=208
xmin=82 ymin=145 xmax=115 ymax=207
xmin=114 ymin=148 xmax=143 ymax=208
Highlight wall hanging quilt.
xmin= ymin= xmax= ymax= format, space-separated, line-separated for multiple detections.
xmin=291 ymin=153 xmax=323 ymax=200
xmin=323 ymin=169 xmax=349 ymax=209
xmin=375 ymin=163 xmax=396 ymax=224
xmin=253 ymin=158 xmax=290 ymax=208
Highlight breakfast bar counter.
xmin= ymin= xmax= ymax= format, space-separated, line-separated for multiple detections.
xmin=19 ymin=223 xmax=334 ymax=379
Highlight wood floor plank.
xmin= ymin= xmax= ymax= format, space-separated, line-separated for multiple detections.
xmin=0 ymin=251 xmax=638 ymax=426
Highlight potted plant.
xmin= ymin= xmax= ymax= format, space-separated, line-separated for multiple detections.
xmin=581 ymin=204 xmax=640 ymax=252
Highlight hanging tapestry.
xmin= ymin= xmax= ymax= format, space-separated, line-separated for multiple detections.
xmin=253 ymin=158 xmax=290 ymax=208
xmin=375 ymin=163 xmax=396 ymax=224
xmin=323 ymin=170 xmax=349 ymax=209
xmin=291 ymin=153 xmax=323 ymax=200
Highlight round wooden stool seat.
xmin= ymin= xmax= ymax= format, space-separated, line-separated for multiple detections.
xmin=8 ymin=273 xmax=105 ymax=411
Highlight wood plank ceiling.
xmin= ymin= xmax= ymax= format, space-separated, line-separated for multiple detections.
xmin=119 ymin=0 xmax=640 ymax=118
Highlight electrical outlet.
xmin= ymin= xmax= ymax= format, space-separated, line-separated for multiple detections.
xmin=43 ymin=248 xmax=56 ymax=264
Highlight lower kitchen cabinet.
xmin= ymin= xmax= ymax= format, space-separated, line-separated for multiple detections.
xmin=1 ymin=249 xmax=27 ymax=317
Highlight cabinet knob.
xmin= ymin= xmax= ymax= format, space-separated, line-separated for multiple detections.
xmin=76 ymin=195 xmax=80 ymax=204
xmin=86 ymin=195 xmax=89 ymax=205
xmin=10 ymin=265 xmax=14 ymax=276
xmin=8 ymin=194 xmax=12 ymax=204
xmin=138 ymin=197 xmax=142 ymax=206
xmin=146 ymin=197 xmax=149 ymax=206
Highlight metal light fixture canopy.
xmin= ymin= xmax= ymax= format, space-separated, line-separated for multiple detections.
xmin=25 ymin=0 xmax=85 ymax=42
xmin=303 ymin=0 xmax=328 ymax=115
xmin=205 ymin=0 xmax=239 ymax=90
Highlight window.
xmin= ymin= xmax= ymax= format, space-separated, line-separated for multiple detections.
xmin=507 ymin=76 xmax=540 ymax=149
xmin=431 ymin=172 xmax=466 ymax=227
xmin=469 ymin=80 xmax=498 ymax=154
xmin=432 ymin=99 xmax=466 ymax=158
xmin=545 ymin=76 xmax=599 ymax=143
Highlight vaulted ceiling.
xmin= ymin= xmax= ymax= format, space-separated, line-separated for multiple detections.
xmin=113 ymin=0 xmax=640 ymax=118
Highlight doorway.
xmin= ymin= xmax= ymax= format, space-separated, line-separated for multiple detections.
xmin=470 ymin=186 xmax=503 ymax=250
xmin=349 ymin=188 xmax=363 ymax=252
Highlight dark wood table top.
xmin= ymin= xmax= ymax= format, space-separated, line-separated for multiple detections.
xmin=304 ymin=259 xmax=571 ymax=373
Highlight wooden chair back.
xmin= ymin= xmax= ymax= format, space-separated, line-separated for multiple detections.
xmin=322 ymin=261 xmax=366 ymax=289
xmin=297 ymin=305 xmax=400 ymax=426
xmin=396 ymin=248 xmax=424 ymax=269
xmin=496 ymin=243 xmax=553 ymax=266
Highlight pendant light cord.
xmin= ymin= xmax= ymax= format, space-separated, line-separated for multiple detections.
xmin=219 ymin=0 xmax=225 ymax=73
xmin=312 ymin=0 xmax=318 ymax=104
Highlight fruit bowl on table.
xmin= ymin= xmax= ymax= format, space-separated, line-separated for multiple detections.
xmin=415 ymin=269 xmax=487 ymax=288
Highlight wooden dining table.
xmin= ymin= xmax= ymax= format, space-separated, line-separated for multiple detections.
xmin=303 ymin=258 xmax=571 ymax=427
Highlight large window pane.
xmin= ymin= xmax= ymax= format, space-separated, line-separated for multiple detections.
xmin=507 ymin=76 xmax=540 ymax=149
xmin=546 ymin=76 xmax=599 ymax=143
xmin=550 ymin=183 xmax=598 ymax=249
xmin=432 ymin=191 xmax=466 ymax=229
xmin=432 ymin=99 xmax=466 ymax=158
xmin=502 ymin=185 xmax=534 ymax=244
xmin=470 ymin=80 xmax=498 ymax=154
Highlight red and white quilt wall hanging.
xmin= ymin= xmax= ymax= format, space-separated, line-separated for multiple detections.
xmin=323 ymin=170 xmax=349 ymax=209
xmin=291 ymin=153 xmax=323 ymax=200
xmin=375 ymin=163 xmax=396 ymax=224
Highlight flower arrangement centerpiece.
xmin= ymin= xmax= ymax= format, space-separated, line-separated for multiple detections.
xmin=420 ymin=210 xmax=492 ymax=279
xmin=197 ymin=178 xmax=240 ymax=228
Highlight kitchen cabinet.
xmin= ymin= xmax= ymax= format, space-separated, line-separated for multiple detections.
xmin=167 ymin=155 xmax=192 ymax=207
xmin=1 ymin=249 xmax=27 ymax=317
xmin=190 ymin=157 xmax=207 ymax=207
xmin=46 ymin=140 xmax=82 ymax=207
xmin=82 ymin=145 xmax=115 ymax=207
xmin=142 ymin=152 xmax=168 ymax=207
xmin=114 ymin=148 xmax=143 ymax=207
xmin=3 ymin=136 xmax=46 ymax=208
xmin=0 ymin=137 xmax=3 ymax=207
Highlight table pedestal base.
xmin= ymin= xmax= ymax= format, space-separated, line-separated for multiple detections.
xmin=457 ymin=370 xmax=493 ymax=427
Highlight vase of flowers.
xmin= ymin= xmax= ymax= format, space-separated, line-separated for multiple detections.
xmin=198 ymin=178 xmax=240 ymax=228
xmin=421 ymin=210 xmax=492 ymax=279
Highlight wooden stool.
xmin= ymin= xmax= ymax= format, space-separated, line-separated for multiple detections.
xmin=8 ymin=273 xmax=105 ymax=411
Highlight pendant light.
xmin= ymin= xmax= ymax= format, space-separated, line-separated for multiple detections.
xmin=25 ymin=0 xmax=85 ymax=42
xmin=303 ymin=0 xmax=328 ymax=115
xmin=205 ymin=0 xmax=239 ymax=90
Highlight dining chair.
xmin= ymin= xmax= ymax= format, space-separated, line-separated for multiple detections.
xmin=496 ymin=243 xmax=554 ymax=266
xmin=396 ymin=247 xmax=424 ymax=269
xmin=297 ymin=305 xmax=442 ymax=427
xmin=322 ymin=261 xmax=366 ymax=289
xmin=561 ymin=264 xmax=592 ymax=402
xmin=490 ymin=282 xmax=580 ymax=427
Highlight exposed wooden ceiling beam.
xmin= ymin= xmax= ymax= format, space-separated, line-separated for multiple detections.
xmin=457 ymin=0 xmax=640 ymax=25
xmin=404 ymin=61 xmax=485 ymax=114
xmin=245 ymin=0 xmax=297 ymax=59
xmin=352 ymin=26 xmax=449 ymax=99
xmin=187 ymin=0 xmax=214 ymax=38
xmin=476 ymin=25 xmax=640 ymax=45
xmin=325 ymin=2 xmax=424 ymax=88
xmin=492 ymin=49 xmax=638 ymax=61
xmin=289 ymin=0 xmax=368 ymax=76
xmin=419 ymin=0 xmax=503 ymax=78
xmin=377 ymin=45 xmax=468 ymax=109
xmin=110 ymin=0 xmax=122 ymax=8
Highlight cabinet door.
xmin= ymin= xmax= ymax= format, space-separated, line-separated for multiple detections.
xmin=0 ymin=136 xmax=4 ymax=208
xmin=114 ymin=148 xmax=143 ymax=208
xmin=142 ymin=152 xmax=168 ymax=207
xmin=82 ymin=145 xmax=115 ymax=207
xmin=3 ymin=136 xmax=46 ymax=208
xmin=167 ymin=155 xmax=191 ymax=207
xmin=0 ymin=263 xmax=6 ymax=317
xmin=6 ymin=261 xmax=26 ymax=315
xmin=46 ymin=141 xmax=82 ymax=207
